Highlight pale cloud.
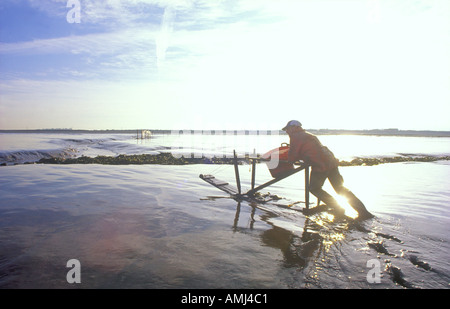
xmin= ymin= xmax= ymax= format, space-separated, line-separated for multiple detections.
xmin=23 ymin=0 xmax=244 ymax=28
xmin=0 ymin=27 xmax=156 ymax=54
xmin=0 ymin=27 xmax=160 ymax=81
xmin=0 ymin=0 xmax=274 ymax=81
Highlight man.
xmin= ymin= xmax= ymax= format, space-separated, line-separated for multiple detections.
xmin=282 ymin=120 xmax=373 ymax=220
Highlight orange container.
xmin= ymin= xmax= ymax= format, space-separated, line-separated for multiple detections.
xmin=262 ymin=145 xmax=294 ymax=178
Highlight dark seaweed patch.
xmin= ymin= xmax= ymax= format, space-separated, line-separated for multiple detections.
xmin=9 ymin=153 xmax=450 ymax=166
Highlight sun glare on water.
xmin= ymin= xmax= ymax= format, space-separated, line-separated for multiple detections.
xmin=335 ymin=195 xmax=359 ymax=219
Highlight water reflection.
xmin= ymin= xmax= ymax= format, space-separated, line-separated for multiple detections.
xmin=231 ymin=201 xmax=352 ymax=270
xmin=232 ymin=202 xmax=257 ymax=232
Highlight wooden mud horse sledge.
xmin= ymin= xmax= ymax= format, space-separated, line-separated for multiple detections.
xmin=200 ymin=138 xmax=373 ymax=220
xmin=199 ymin=146 xmax=331 ymax=216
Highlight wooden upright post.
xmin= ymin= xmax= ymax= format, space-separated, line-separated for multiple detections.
xmin=251 ymin=159 xmax=256 ymax=190
xmin=305 ymin=165 xmax=310 ymax=209
xmin=233 ymin=150 xmax=241 ymax=195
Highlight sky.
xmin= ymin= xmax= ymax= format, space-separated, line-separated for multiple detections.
xmin=0 ymin=0 xmax=449 ymax=131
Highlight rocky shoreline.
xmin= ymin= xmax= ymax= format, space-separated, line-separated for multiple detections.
xmin=3 ymin=153 xmax=448 ymax=167
xmin=338 ymin=155 xmax=450 ymax=166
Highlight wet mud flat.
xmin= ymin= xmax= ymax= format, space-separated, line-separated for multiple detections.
xmin=0 ymin=162 xmax=449 ymax=289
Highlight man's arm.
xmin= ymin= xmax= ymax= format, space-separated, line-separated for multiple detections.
xmin=287 ymin=137 xmax=301 ymax=163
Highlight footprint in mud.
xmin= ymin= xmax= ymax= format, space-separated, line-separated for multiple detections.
xmin=401 ymin=251 xmax=432 ymax=271
xmin=367 ymin=226 xmax=433 ymax=271
xmin=368 ymin=240 xmax=395 ymax=256
xmin=385 ymin=263 xmax=417 ymax=289
xmin=367 ymin=237 xmax=434 ymax=288
xmin=409 ymin=255 xmax=432 ymax=271
xmin=366 ymin=228 xmax=403 ymax=256
xmin=375 ymin=232 xmax=402 ymax=243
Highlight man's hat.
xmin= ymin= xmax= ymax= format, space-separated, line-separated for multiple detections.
xmin=282 ymin=120 xmax=302 ymax=131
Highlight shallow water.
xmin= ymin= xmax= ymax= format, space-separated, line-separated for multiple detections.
xmin=0 ymin=161 xmax=449 ymax=288
xmin=2 ymin=132 xmax=450 ymax=165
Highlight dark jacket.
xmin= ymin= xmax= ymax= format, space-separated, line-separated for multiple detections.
xmin=287 ymin=129 xmax=338 ymax=172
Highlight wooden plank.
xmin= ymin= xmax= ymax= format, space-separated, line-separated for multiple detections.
xmin=199 ymin=174 xmax=239 ymax=196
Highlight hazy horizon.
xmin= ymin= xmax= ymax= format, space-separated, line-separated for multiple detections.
xmin=2 ymin=127 xmax=450 ymax=135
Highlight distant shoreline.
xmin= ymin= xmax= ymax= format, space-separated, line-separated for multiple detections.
xmin=1 ymin=128 xmax=450 ymax=137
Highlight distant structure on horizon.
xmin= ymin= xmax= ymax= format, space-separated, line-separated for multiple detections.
xmin=137 ymin=129 xmax=152 ymax=139
xmin=40 ymin=128 xmax=73 ymax=131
